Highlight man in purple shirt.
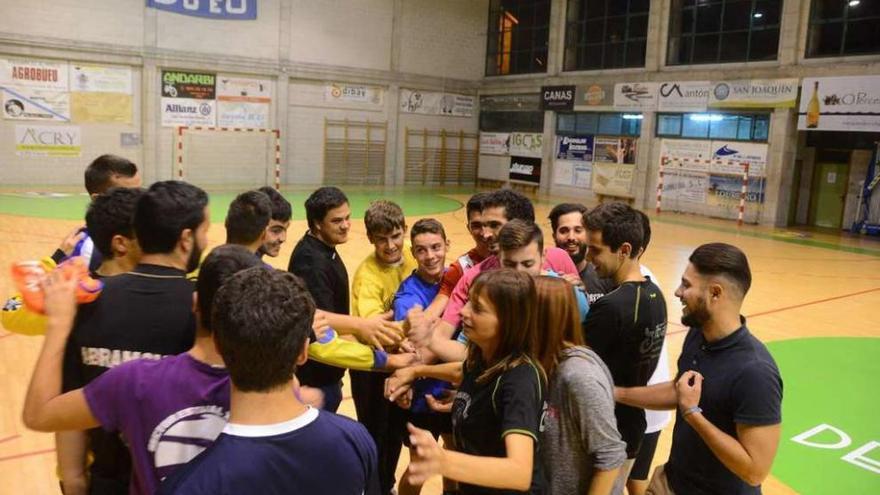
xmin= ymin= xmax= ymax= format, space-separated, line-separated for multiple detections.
xmin=23 ymin=245 xmax=262 ymax=495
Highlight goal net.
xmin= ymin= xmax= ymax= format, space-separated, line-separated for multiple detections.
xmin=175 ymin=126 xmax=280 ymax=190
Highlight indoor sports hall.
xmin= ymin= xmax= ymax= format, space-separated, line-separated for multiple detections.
xmin=1 ymin=1 xmax=879 ymax=494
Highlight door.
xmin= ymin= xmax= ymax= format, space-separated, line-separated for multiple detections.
xmin=809 ymin=162 xmax=849 ymax=229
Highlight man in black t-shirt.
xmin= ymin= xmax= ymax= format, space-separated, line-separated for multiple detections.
xmin=548 ymin=202 xmax=615 ymax=303
xmin=64 ymin=181 xmax=209 ymax=494
xmin=581 ymin=202 xmax=667 ymax=491
xmin=616 ymin=243 xmax=782 ymax=494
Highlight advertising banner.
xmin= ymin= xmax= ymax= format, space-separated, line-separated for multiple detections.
xmin=709 ymin=79 xmax=798 ymax=108
xmin=709 ymin=140 xmax=767 ymax=176
xmin=161 ymin=97 xmax=216 ymax=126
xmin=592 ymin=163 xmax=635 ymax=197
xmin=574 ymin=83 xmax=614 ymax=109
xmin=400 ymin=89 xmax=474 ymax=117
xmin=662 ymin=170 xmax=708 ymax=203
xmin=217 ymin=102 xmax=268 ymax=128
xmin=480 ymin=132 xmax=510 ymax=156
xmin=217 ymin=75 xmax=271 ymax=128
xmin=325 ymin=83 xmax=383 ymax=105
xmin=217 ymin=76 xmax=271 ymax=103
xmin=541 ymin=85 xmax=575 ymax=111
xmin=0 ymin=58 xmax=69 ymax=91
xmin=556 ymin=135 xmax=593 ymax=161
xmin=553 ymin=160 xmax=592 ymax=188
xmin=162 ymin=70 xmax=216 ymax=100
xmin=2 ymin=86 xmax=70 ymax=122
xmin=660 ymin=138 xmax=713 ymax=172
xmin=657 ymin=81 xmax=710 ymax=112
xmin=71 ymin=93 xmax=132 ymax=123
xmin=708 ymin=174 xmax=766 ymax=204
xmin=509 ymin=132 xmax=543 ymax=158
xmin=593 ymin=137 xmax=637 ymax=164
xmin=613 ymin=82 xmax=658 ymax=110
xmin=70 ymin=65 xmax=132 ymax=94
xmin=509 ymin=156 xmax=542 ymax=184
xmin=146 ymin=0 xmax=257 ymax=20
xmin=15 ymin=124 xmax=81 ymax=157
xmin=798 ymin=76 xmax=880 ymax=132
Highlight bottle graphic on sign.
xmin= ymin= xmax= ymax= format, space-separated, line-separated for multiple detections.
xmin=807 ymin=81 xmax=820 ymax=129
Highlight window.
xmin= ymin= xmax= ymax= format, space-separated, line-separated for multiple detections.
xmin=481 ymin=111 xmax=545 ymax=132
xmin=656 ymin=113 xmax=770 ymax=141
xmin=807 ymin=0 xmax=880 ymax=57
xmin=667 ymin=0 xmax=782 ymax=65
xmin=557 ymin=112 xmax=642 ymax=136
xmin=563 ymin=0 xmax=651 ymax=71
xmin=486 ymin=0 xmax=552 ymax=75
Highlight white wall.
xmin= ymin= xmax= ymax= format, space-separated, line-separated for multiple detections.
xmin=0 ymin=0 xmax=144 ymax=47
xmin=398 ymin=0 xmax=487 ymax=80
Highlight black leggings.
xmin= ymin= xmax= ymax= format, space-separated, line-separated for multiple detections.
xmin=629 ymin=430 xmax=661 ymax=481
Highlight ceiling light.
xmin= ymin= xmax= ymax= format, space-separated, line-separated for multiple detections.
xmin=849 ymin=0 xmax=860 ymax=7
xmin=622 ymin=114 xmax=643 ymax=120
xmin=689 ymin=114 xmax=724 ymax=122
xmin=753 ymin=12 xmax=763 ymax=18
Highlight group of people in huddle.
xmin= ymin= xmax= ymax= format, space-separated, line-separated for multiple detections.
xmin=9 ymin=154 xmax=783 ymax=495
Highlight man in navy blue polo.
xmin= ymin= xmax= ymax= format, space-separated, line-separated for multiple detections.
xmin=616 ymin=243 xmax=782 ymax=494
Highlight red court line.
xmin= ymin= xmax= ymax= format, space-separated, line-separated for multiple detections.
xmin=0 ymin=447 xmax=55 ymax=463
xmin=0 ymin=434 xmax=20 ymax=445
xmin=745 ymin=287 xmax=880 ymax=319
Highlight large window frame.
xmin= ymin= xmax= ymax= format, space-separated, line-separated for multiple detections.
xmin=806 ymin=0 xmax=880 ymax=58
xmin=562 ymin=0 xmax=651 ymax=71
xmin=557 ymin=112 xmax=643 ymax=137
xmin=486 ymin=0 xmax=552 ymax=76
xmin=656 ymin=112 xmax=770 ymax=142
xmin=667 ymin=0 xmax=782 ymax=66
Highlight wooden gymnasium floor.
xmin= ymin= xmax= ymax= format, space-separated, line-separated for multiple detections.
xmin=1 ymin=190 xmax=879 ymax=494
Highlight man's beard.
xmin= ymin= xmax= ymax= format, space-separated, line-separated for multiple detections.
xmin=681 ymin=297 xmax=711 ymax=328
xmin=186 ymin=242 xmax=204 ymax=273
xmin=570 ymin=242 xmax=587 ymax=265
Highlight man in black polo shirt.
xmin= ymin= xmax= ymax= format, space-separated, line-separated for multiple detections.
xmin=64 ymin=181 xmax=209 ymax=494
xmin=548 ymin=202 xmax=615 ymax=302
xmin=617 ymin=243 xmax=782 ymax=494
xmin=581 ymin=202 xmax=667 ymax=491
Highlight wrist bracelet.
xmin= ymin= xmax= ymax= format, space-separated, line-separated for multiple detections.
xmin=682 ymin=406 xmax=702 ymax=417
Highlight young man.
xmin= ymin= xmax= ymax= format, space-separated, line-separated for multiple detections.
xmin=410 ymin=190 xmax=578 ymax=362
xmin=157 ymin=268 xmax=379 ymax=495
xmin=62 ymin=181 xmax=209 ymax=494
xmin=350 ymin=200 xmax=418 ymax=494
xmin=223 ymin=190 xmax=271 ymax=254
xmin=288 ymin=187 xmax=403 ymax=412
xmin=423 ymin=192 xmax=489 ymax=320
xmin=53 ymin=155 xmax=142 ymax=270
xmin=616 ymin=243 xmax=782 ymax=494
xmin=581 ymin=202 xmax=667 ymax=492
xmin=255 ymin=186 xmax=291 ymax=259
xmin=548 ymin=202 xmax=615 ymax=303
xmin=23 ymin=245 xmax=263 ymax=495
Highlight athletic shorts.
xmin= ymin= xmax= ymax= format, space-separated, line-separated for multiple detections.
xmin=630 ymin=430 xmax=662 ymax=481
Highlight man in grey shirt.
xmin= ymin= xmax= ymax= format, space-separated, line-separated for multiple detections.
xmin=542 ymin=346 xmax=628 ymax=494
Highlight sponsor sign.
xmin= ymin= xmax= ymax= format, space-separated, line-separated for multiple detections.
xmin=2 ymin=86 xmax=70 ymax=122
xmin=708 ymin=174 xmax=765 ymax=204
xmin=594 ymin=137 xmax=637 ymax=164
xmin=660 ymin=139 xmax=713 ymax=172
xmin=509 ymin=156 xmax=542 ymax=184
xmin=70 ymin=65 xmax=132 ymax=94
xmin=509 ymin=132 xmax=544 ymax=158
xmin=400 ymin=89 xmax=474 ymax=117
xmin=709 ymin=79 xmax=798 ymax=108
xmin=146 ymin=0 xmax=257 ymax=20
xmin=162 ymin=70 xmax=215 ymax=100
xmin=480 ymin=132 xmax=510 ymax=156
xmin=710 ymin=140 xmax=767 ymax=176
xmin=614 ymin=82 xmax=658 ymax=110
xmin=324 ymin=83 xmax=383 ymax=105
xmin=217 ymin=75 xmax=271 ymax=128
xmin=556 ymin=135 xmax=593 ymax=161
xmin=71 ymin=93 xmax=132 ymax=123
xmin=0 ymin=58 xmax=68 ymax=91
xmin=541 ymin=85 xmax=575 ymax=111
xmin=662 ymin=170 xmax=708 ymax=203
xmin=480 ymin=93 xmax=541 ymax=112
xmin=657 ymin=81 xmax=710 ymax=112
xmin=574 ymin=83 xmax=614 ymax=108
xmin=15 ymin=124 xmax=81 ymax=157
xmin=798 ymin=76 xmax=880 ymax=132
xmin=592 ymin=162 xmax=635 ymax=197
xmin=161 ymin=97 xmax=216 ymax=126
xmin=553 ymin=160 xmax=592 ymax=188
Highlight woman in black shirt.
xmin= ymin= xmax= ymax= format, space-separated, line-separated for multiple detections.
xmin=401 ymin=269 xmax=547 ymax=494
